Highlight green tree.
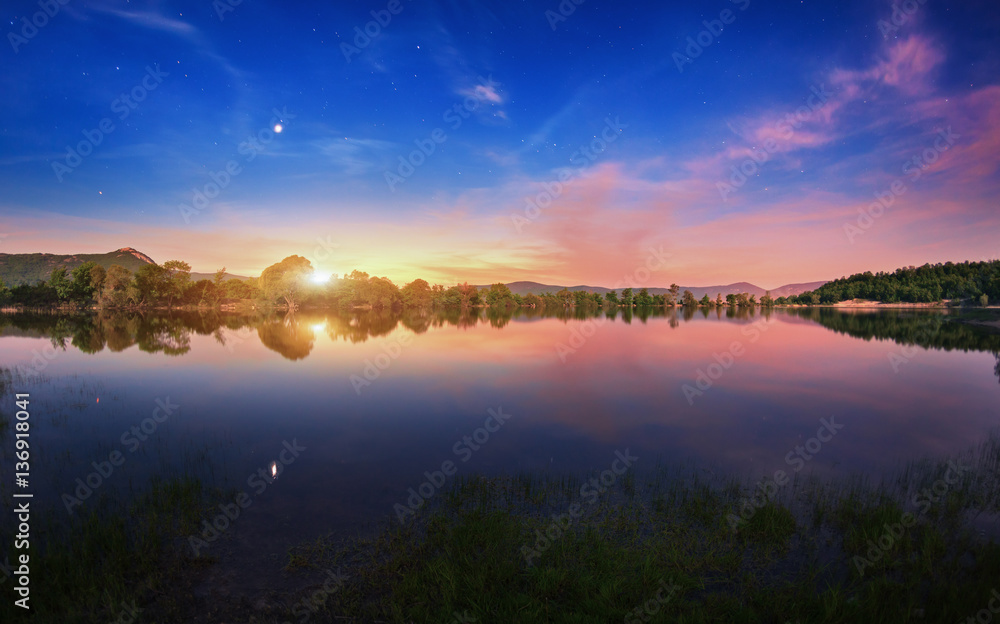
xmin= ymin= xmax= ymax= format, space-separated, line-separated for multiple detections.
xmin=682 ymin=290 xmax=697 ymax=307
xmin=260 ymin=255 xmax=314 ymax=309
xmin=69 ymin=262 xmax=100 ymax=304
xmin=637 ymin=288 xmax=652 ymax=306
xmin=48 ymin=267 xmax=73 ymax=301
xmin=715 ymin=293 xmax=724 ymax=307
xmin=621 ymin=288 xmax=634 ymax=307
xmin=100 ymin=265 xmax=132 ymax=308
xmin=605 ymin=290 xmax=620 ymax=305
xmin=485 ymin=283 xmax=515 ymax=308
xmin=211 ymin=267 xmax=227 ymax=305
xmin=224 ymin=278 xmax=259 ymax=300
xmin=186 ymin=279 xmax=216 ymax=305
xmin=133 ymin=264 xmax=170 ymax=305
xmin=699 ymin=294 xmax=712 ymax=307
xmin=367 ymin=276 xmax=401 ymax=310
xmin=401 ymin=279 xmax=433 ymax=308
xmin=89 ymin=265 xmax=106 ymax=294
xmin=457 ymin=282 xmax=480 ymax=307
xmin=725 ymin=293 xmax=736 ymax=307
xmin=162 ymin=260 xmax=192 ymax=307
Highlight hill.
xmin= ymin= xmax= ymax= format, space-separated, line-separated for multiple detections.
xmin=0 ymin=247 xmax=247 ymax=286
xmin=0 ymin=247 xmax=156 ymax=286
xmin=485 ymin=280 xmax=827 ymax=300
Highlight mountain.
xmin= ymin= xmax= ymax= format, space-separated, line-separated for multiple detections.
xmin=484 ymin=280 xmax=828 ymax=300
xmin=767 ymin=281 xmax=829 ymax=299
xmin=0 ymin=247 xmax=246 ymax=286
xmin=0 ymin=247 xmax=156 ymax=286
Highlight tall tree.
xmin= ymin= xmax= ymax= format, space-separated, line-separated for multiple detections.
xmin=486 ymin=283 xmax=515 ymax=308
xmin=162 ymin=260 xmax=192 ymax=307
xmin=260 ymin=255 xmax=314 ymax=309
xmin=89 ymin=265 xmax=106 ymax=294
xmin=682 ymin=290 xmax=697 ymax=307
xmin=100 ymin=265 xmax=132 ymax=308
xmin=637 ymin=288 xmax=652 ymax=306
xmin=69 ymin=262 xmax=100 ymax=304
xmin=457 ymin=282 xmax=479 ymax=307
xmin=133 ymin=264 xmax=170 ymax=305
xmin=208 ymin=267 xmax=227 ymax=305
xmin=556 ymin=288 xmax=574 ymax=308
xmin=401 ymin=278 xmax=433 ymax=308
xmin=48 ymin=267 xmax=73 ymax=301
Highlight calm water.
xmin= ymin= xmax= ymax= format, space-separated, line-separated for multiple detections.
xmin=1 ymin=307 xmax=998 ymax=561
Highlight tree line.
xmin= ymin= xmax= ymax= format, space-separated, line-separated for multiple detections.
xmin=4 ymin=255 xmax=995 ymax=311
xmin=782 ymin=261 xmax=999 ymax=306
xmin=0 ymin=261 xmax=257 ymax=309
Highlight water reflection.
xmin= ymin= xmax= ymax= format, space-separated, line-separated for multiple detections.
xmin=2 ymin=307 xmax=997 ymax=368
xmin=785 ymin=308 xmax=1000 ymax=357
xmin=1 ymin=305 xmax=998 ymax=536
xmin=257 ymin=313 xmax=315 ymax=361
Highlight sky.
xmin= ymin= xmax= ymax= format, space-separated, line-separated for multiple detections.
xmin=1 ymin=0 xmax=998 ymax=288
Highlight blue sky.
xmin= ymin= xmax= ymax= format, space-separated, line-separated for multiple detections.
xmin=1 ymin=0 xmax=998 ymax=286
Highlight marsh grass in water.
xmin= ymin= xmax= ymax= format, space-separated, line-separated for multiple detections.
xmin=2 ymin=435 xmax=999 ymax=623
xmin=0 ymin=476 xmax=221 ymax=624
xmin=269 ymin=434 xmax=1000 ymax=623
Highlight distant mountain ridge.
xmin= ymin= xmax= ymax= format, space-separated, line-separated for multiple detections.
xmin=484 ymin=280 xmax=829 ymax=300
xmin=0 ymin=247 xmax=245 ymax=286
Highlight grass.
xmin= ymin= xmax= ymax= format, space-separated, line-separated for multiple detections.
xmin=3 ymin=436 xmax=999 ymax=623
xmin=0 ymin=476 xmax=222 ymax=624
xmin=273 ymin=445 xmax=1000 ymax=624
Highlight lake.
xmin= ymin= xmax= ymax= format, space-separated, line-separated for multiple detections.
xmin=2 ymin=306 xmax=998 ymax=591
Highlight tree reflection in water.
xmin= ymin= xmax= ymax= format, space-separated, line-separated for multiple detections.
xmin=0 ymin=308 xmax=997 ymax=381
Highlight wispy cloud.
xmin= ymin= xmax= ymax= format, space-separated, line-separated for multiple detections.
xmin=87 ymin=5 xmax=243 ymax=79
xmin=313 ymin=137 xmax=397 ymax=176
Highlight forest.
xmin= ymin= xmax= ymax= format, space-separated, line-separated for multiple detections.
xmin=782 ymin=260 xmax=999 ymax=306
